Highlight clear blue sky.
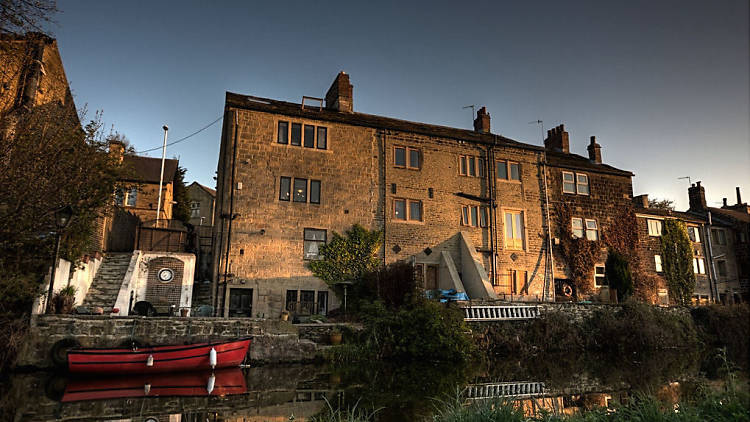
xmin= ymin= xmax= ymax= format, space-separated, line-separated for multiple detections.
xmin=52 ymin=0 xmax=748 ymax=210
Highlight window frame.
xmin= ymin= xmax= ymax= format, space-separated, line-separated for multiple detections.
xmin=290 ymin=123 xmax=302 ymax=146
xmin=292 ymin=178 xmax=308 ymax=203
xmin=576 ymin=173 xmax=590 ymax=195
xmin=277 ymin=121 xmax=289 ymax=144
xmin=647 ymin=219 xmax=663 ymax=236
xmin=459 ymin=155 xmax=467 ymax=176
xmin=394 ymin=146 xmax=407 ymax=168
xmin=503 ymin=209 xmax=525 ymax=250
xmin=594 ymin=265 xmax=607 ymax=287
xmin=654 ymin=255 xmax=663 ymax=273
xmin=496 ymin=160 xmax=521 ymax=182
xmin=571 ymin=217 xmax=584 ymax=239
xmin=585 ymin=219 xmax=599 ymax=241
xmin=277 ymin=120 xmax=327 ymax=150
xmin=509 ymin=162 xmax=521 ymax=181
xmin=562 ymin=171 xmax=576 ymax=194
xmin=125 ymin=187 xmax=138 ymax=207
xmin=309 ymin=180 xmax=321 ymax=204
xmin=279 ymin=177 xmax=291 ymax=201
xmin=303 ymin=228 xmax=327 ymax=261
xmin=393 ymin=198 xmax=423 ymax=222
xmin=688 ymin=226 xmax=701 ymax=242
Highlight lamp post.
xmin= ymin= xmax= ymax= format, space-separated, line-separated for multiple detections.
xmin=45 ymin=205 xmax=74 ymax=314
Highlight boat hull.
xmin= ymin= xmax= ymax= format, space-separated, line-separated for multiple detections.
xmin=67 ymin=338 xmax=251 ymax=374
xmin=61 ymin=368 xmax=247 ymax=402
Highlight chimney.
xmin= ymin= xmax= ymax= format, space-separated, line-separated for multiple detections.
xmin=587 ymin=136 xmax=602 ymax=163
xmin=108 ymin=140 xmax=125 ymax=163
xmin=544 ymin=124 xmax=570 ymax=153
xmin=633 ymin=194 xmax=649 ymax=208
xmin=325 ymin=71 xmax=353 ymax=112
xmin=737 ymin=187 xmax=743 ymax=205
xmin=688 ymin=181 xmax=707 ymax=211
xmin=473 ymin=107 xmax=491 ymax=133
xmin=723 ymin=198 xmax=728 ymax=207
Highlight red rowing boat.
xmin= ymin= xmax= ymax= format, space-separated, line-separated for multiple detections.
xmin=67 ymin=338 xmax=252 ymax=374
xmin=61 ymin=368 xmax=247 ymax=402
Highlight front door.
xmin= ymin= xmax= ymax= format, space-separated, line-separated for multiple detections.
xmin=426 ymin=265 xmax=438 ymax=290
xmin=228 ymin=288 xmax=253 ymax=317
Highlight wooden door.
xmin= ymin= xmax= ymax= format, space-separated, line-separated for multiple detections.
xmin=426 ymin=265 xmax=438 ymax=290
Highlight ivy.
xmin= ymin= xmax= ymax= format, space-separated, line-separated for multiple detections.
xmin=661 ymin=219 xmax=696 ymax=305
xmin=556 ymin=204 xmax=601 ymax=295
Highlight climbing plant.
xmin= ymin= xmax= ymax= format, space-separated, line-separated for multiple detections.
xmin=556 ymin=204 xmax=601 ymax=295
xmin=308 ymin=224 xmax=383 ymax=300
xmin=605 ymin=249 xmax=633 ymax=302
xmin=661 ymin=219 xmax=695 ymax=306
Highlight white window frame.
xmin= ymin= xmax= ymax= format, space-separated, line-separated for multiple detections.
xmin=562 ymin=171 xmax=576 ymax=194
xmin=654 ymin=255 xmax=663 ymax=273
xmin=576 ymin=173 xmax=589 ymax=195
xmin=504 ymin=210 xmax=525 ymax=250
xmin=585 ymin=219 xmax=599 ymax=241
xmin=687 ymin=226 xmax=701 ymax=243
xmin=571 ymin=217 xmax=584 ymax=239
xmin=594 ymin=264 xmax=607 ymax=287
xmin=647 ymin=219 xmax=663 ymax=236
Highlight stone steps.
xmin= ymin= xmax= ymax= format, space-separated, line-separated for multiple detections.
xmin=81 ymin=253 xmax=133 ymax=309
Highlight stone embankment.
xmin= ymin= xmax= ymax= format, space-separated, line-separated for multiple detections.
xmin=16 ymin=315 xmax=358 ymax=369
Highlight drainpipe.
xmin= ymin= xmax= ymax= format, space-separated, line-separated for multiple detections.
xmin=485 ymin=145 xmax=495 ymax=287
xmin=541 ymin=150 xmax=555 ymax=302
xmin=704 ymin=211 xmax=720 ymax=302
xmin=381 ymin=129 xmax=387 ymax=267
xmin=701 ymin=222 xmax=716 ymax=303
xmin=491 ymin=136 xmax=500 ymax=288
xmin=217 ymin=110 xmax=239 ymax=316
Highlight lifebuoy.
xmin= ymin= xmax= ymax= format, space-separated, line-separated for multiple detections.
xmin=50 ymin=338 xmax=81 ymax=368
xmin=562 ymin=284 xmax=574 ymax=297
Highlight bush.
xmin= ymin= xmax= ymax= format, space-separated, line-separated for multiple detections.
xmin=473 ymin=310 xmax=583 ymax=356
xmin=605 ymin=249 xmax=632 ymax=302
xmin=691 ymin=304 xmax=749 ymax=367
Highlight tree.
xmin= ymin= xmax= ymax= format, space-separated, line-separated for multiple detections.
xmin=661 ymin=219 xmax=695 ymax=305
xmin=172 ymin=165 xmax=190 ymax=224
xmin=649 ymin=198 xmax=675 ymax=211
xmin=308 ymin=224 xmax=382 ymax=300
xmin=0 ymin=0 xmax=57 ymax=35
xmin=605 ymin=249 xmax=633 ymax=302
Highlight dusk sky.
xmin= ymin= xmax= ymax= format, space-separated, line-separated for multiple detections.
xmin=52 ymin=0 xmax=748 ymax=210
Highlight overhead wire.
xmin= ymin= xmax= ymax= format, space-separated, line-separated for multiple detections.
xmin=135 ymin=115 xmax=224 ymax=154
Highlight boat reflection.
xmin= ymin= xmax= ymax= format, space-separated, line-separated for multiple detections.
xmin=61 ymin=368 xmax=246 ymax=402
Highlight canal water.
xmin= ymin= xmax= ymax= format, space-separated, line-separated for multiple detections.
xmin=2 ymin=350 xmax=744 ymax=421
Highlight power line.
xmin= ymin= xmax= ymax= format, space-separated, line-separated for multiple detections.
xmin=136 ymin=115 xmax=223 ymax=154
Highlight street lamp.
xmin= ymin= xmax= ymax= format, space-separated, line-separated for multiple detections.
xmin=45 ymin=205 xmax=74 ymax=314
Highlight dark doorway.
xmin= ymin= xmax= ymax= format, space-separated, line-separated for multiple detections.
xmin=228 ymin=288 xmax=253 ymax=317
xmin=426 ymin=265 xmax=438 ymax=290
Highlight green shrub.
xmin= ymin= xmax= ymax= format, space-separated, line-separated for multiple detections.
xmin=605 ymin=249 xmax=633 ymax=302
xmin=691 ymin=304 xmax=749 ymax=367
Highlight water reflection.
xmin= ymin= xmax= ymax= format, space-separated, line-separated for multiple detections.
xmin=3 ymin=350 xmax=742 ymax=421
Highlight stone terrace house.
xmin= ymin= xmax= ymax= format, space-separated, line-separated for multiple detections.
xmin=686 ymin=183 xmax=749 ymax=303
xmin=187 ymin=181 xmax=216 ymax=227
xmin=210 ymin=72 xmax=639 ymax=317
xmin=543 ymin=126 xmax=635 ymax=299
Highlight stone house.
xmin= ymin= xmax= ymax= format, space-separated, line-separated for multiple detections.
xmin=210 ymin=72 xmax=641 ymax=317
xmin=187 ymin=181 xmax=216 ymax=227
xmin=543 ymin=126 xmax=635 ymax=300
xmin=685 ymin=182 xmax=748 ymax=303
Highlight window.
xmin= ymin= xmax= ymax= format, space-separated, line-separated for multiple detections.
xmin=648 ymin=219 xmax=663 ymax=236
xmin=571 ymin=218 xmax=584 ymax=238
xmin=688 ymin=226 xmax=701 ymax=242
xmin=317 ymin=127 xmax=327 ymax=149
xmin=504 ymin=210 xmax=525 ymax=250
xmin=693 ymin=258 xmax=706 ymax=274
xmin=459 ymin=156 xmax=467 ymax=175
xmin=125 ymin=187 xmax=138 ymax=207
xmin=394 ymin=199 xmax=422 ymax=222
xmin=291 ymin=123 xmax=302 ymax=146
xmin=509 ymin=162 xmax=520 ymax=181
xmin=460 ymin=155 xmax=483 ymax=177
xmin=317 ymin=291 xmax=328 ymax=315
xmin=468 ymin=156 xmax=476 ymax=176
xmin=585 ymin=219 xmax=599 ymax=241
xmin=277 ymin=121 xmax=289 ymax=144
xmin=300 ymin=290 xmax=315 ymax=314
xmin=478 ymin=158 xmax=485 ymax=177
xmin=562 ymin=171 xmax=576 ymax=193
xmin=717 ymin=260 xmax=727 ymax=277
xmin=293 ymin=178 xmax=307 ymax=202
xmin=304 ymin=124 xmax=315 ymax=148
xmin=190 ymin=201 xmax=200 ymax=217
xmin=712 ymin=229 xmax=727 ymax=245
xmin=309 ymin=180 xmax=321 ymax=204
xmin=595 ymin=265 xmax=607 ymax=287
xmin=279 ymin=177 xmax=291 ymax=201
xmin=496 ymin=160 xmax=520 ymax=181
xmin=654 ymin=255 xmax=663 ymax=273
xmin=114 ymin=189 xmax=124 ymax=206
xmin=395 ymin=146 xmax=420 ymax=169
xmin=461 ymin=206 xmax=488 ymax=227
xmin=576 ymin=174 xmax=589 ymax=195
xmin=285 ymin=290 xmax=298 ymax=312
xmin=738 ymin=231 xmax=747 ymax=243
xmin=303 ymin=229 xmax=326 ymax=260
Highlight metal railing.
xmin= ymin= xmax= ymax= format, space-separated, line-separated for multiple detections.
xmin=465 ymin=381 xmax=546 ymax=400
xmin=462 ymin=305 xmax=539 ymax=321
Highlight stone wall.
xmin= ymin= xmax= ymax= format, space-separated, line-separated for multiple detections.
xmin=15 ymin=315 xmax=321 ymax=369
xmin=535 ymin=302 xmax=690 ymax=324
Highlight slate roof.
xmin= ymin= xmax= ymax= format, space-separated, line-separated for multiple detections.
xmin=121 ymin=155 xmax=178 ymax=184
xmin=634 ymin=206 xmax=707 ymax=223
xmin=225 ymin=92 xmax=634 ymax=177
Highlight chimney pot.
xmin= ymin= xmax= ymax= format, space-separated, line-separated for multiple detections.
xmin=688 ymin=181 xmax=707 ymax=211
xmin=587 ymin=135 xmax=602 ymax=163
xmin=736 ymin=187 xmax=742 ymax=205
xmin=544 ymin=124 xmax=570 ymax=153
xmin=723 ymin=198 xmax=728 ymax=207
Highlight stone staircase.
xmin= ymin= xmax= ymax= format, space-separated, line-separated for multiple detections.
xmin=81 ymin=253 xmax=133 ymax=309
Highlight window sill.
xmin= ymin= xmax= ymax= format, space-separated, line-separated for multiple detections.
xmin=391 ymin=219 xmax=424 ymax=225
xmin=272 ymin=142 xmax=331 ymax=152
xmin=497 ymin=179 xmax=522 ymax=184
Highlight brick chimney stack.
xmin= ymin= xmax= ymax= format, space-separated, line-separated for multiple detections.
xmin=473 ymin=107 xmax=491 ymax=133
xmin=633 ymin=194 xmax=649 ymax=208
xmin=688 ymin=181 xmax=707 ymax=211
xmin=587 ymin=136 xmax=602 ymax=163
xmin=325 ymin=71 xmax=353 ymax=113
xmin=109 ymin=140 xmax=125 ymax=163
xmin=544 ymin=124 xmax=570 ymax=153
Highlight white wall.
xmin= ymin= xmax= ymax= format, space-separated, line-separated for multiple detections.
xmin=32 ymin=255 xmax=103 ymax=314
